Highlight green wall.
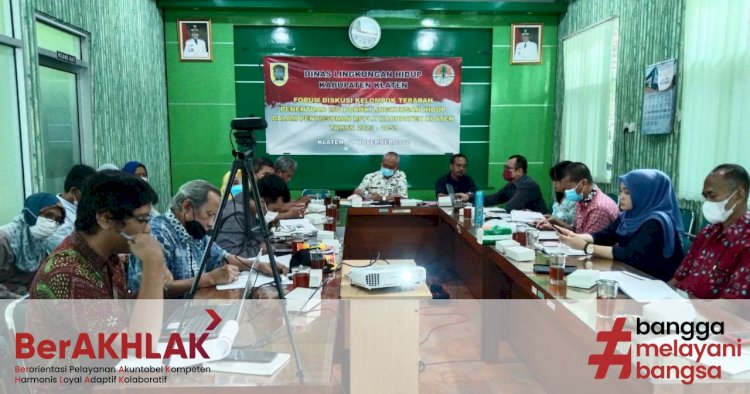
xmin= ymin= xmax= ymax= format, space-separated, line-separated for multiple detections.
xmin=165 ymin=9 xmax=558 ymax=202
xmin=556 ymin=0 xmax=700 ymax=218
xmin=20 ymin=0 xmax=171 ymax=210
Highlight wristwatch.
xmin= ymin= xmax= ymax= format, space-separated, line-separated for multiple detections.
xmin=584 ymin=242 xmax=595 ymax=255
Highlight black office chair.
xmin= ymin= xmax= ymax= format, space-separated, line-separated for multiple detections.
xmin=679 ymin=208 xmax=696 ymax=255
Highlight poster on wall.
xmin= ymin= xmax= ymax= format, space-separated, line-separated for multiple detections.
xmin=641 ymin=59 xmax=677 ymax=135
xmin=263 ymin=56 xmax=462 ymax=155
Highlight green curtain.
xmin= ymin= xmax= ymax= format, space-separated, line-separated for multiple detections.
xmin=678 ymin=0 xmax=750 ymax=199
xmin=560 ymin=18 xmax=618 ymax=183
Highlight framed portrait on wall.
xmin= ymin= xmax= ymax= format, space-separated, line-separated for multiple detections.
xmin=511 ymin=23 xmax=543 ymax=64
xmin=178 ymin=20 xmax=212 ymax=61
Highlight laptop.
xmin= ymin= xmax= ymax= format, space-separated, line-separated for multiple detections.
xmin=446 ymin=183 xmax=458 ymax=208
xmin=161 ymin=250 xmax=261 ymax=340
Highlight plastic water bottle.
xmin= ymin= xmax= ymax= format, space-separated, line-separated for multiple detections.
xmin=474 ymin=191 xmax=484 ymax=227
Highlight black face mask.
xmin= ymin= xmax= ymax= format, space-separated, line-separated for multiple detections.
xmin=184 ymin=208 xmax=207 ymax=240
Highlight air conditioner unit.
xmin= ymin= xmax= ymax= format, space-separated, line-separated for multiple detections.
xmin=349 ymin=265 xmax=426 ymax=290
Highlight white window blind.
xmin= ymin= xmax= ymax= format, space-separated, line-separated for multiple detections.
xmin=678 ymin=0 xmax=750 ymax=200
xmin=561 ymin=18 xmax=619 ymax=183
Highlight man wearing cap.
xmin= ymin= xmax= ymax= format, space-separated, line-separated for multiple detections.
xmin=514 ymin=29 xmax=539 ymax=62
xmin=183 ymin=25 xmax=208 ymax=57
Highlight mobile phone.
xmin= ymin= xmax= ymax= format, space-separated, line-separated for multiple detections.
xmin=551 ymin=225 xmax=565 ymax=234
xmin=533 ymin=264 xmax=577 ymax=275
xmin=226 ymin=349 xmax=277 ymax=363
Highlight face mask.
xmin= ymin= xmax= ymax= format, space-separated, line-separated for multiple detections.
xmin=230 ymin=184 xmax=243 ymax=197
xmin=184 ymin=208 xmax=207 ymax=240
xmin=381 ymin=167 xmax=395 ymax=177
xmin=702 ymin=191 xmax=738 ymax=224
xmin=141 ymin=176 xmax=149 ymax=183
xmin=29 ymin=217 xmax=59 ymax=239
xmin=503 ymin=169 xmax=513 ymax=182
xmin=564 ymin=181 xmax=584 ymax=202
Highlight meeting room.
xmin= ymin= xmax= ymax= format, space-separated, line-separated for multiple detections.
xmin=1 ymin=0 xmax=749 ymax=393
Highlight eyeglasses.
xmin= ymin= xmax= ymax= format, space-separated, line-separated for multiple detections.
xmin=129 ymin=214 xmax=152 ymax=224
xmin=504 ymin=165 xmax=517 ymax=170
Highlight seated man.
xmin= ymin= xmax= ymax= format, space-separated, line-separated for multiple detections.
xmin=127 ymin=180 xmax=288 ymax=297
xmin=47 ymin=164 xmax=97 ymax=248
xmin=27 ymin=171 xmax=168 ymax=376
xmin=535 ymin=162 xmax=618 ymax=234
xmin=1 ymin=193 xmax=65 ymax=297
xmin=31 ymin=171 xmax=168 ymax=300
xmin=216 ymin=174 xmax=295 ymax=257
xmin=354 ymin=152 xmax=408 ymax=201
xmin=254 ymin=156 xmax=275 ymax=181
xmin=476 ymin=154 xmax=547 ymax=213
xmin=435 ymin=153 xmax=477 ymax=201
xmin=275 ymin=155 xmax=311 ymax=206
xmin=671 ymin=164 xmax=750 ymax=298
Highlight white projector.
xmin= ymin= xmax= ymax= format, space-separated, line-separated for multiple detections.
xmin=349 ymin=265 xmax=426 ymax=290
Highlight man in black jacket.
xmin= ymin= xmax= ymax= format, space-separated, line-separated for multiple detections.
xmin=477 ymin=154 xmax=548 ymax=213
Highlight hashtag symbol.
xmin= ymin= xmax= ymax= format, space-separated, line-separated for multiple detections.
xmin=588 ymin=317 xmax=632 ymax=379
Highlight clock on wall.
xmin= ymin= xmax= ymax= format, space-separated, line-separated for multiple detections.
xmin=349 ymin=16 xmax=381 ymax=50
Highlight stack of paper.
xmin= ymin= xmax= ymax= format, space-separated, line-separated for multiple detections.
xmin=510 ymin=210 xmax=545 ymax=223
xmin=599 ymin=271 xmax=684 ymax=302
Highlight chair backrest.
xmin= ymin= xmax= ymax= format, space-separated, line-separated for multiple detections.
xmin=302 ymin=189 xmax=331 ymax=198
xmin=4 ymin=295 xmax=28 ymax=338
xmin=679 ymin=207 xmax=695 ymax=235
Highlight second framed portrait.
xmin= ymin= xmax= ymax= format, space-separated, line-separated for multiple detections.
xmin=511 ymin=23 xmax=543 ymax=65
xmin=178 ymin=20 xmax=212 ymax=61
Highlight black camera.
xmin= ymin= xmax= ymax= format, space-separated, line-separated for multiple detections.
xmin=231 ymin=116 xmax=267 ymax=149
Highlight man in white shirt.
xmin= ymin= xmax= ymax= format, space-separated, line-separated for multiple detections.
xmin=183 ymin=25 xmax=208 ymax=58
xmin=514 ymin=29 xmax=539 ymax=62
xmin=354 ymin=152 xmax=408 ymax=201
xmin=46 ymin=164 xmax=96 ymax=249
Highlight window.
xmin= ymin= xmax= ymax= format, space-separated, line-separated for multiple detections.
xmin=35 ymin=15 xmax=91 ymax=195
xmin=0 ymin=0 xmax=25 ymax=223
xmin=560 ymin=18 xmax=619 ymax=183
xmin=678 ymin=0 xmax=750 ymax=199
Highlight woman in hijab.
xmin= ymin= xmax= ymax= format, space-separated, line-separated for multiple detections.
xmin=122 ymin=161 xmax=148 ymax=181
xmin=559 ymin=169 xmax=685 ymax=281
xmin=219 ymin=170 xmax=243 ymax=200
xmin=0 ymin=193 xmax=64 ymax=297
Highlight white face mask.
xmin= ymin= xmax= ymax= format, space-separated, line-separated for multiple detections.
xmin=702 ymin=191 xmax=738 ymax=224
xmin=141 ymin=176 xmax=149 ymax=183
xmin=29 ymin=217 xmax=59 ymax=239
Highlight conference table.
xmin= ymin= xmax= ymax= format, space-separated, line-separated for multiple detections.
xmin=342 ymin=205 xmax=750 ymax=393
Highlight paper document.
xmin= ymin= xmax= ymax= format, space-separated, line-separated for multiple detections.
xmin=510 ymin=210 xmax=545 ymax=223
xmin=542 ymin=245 xmax=587 ymax=256
xmin=599 ymin=271 xmax=684 ymax=302
xmin=208 ymin=353 xmax=291 ymax=376
xmin=216 ymin=266 xmax=292 ymax=291
xmin=644 ymin=336 xmax=750 ymax=375
xmin=277 ymin=218 xmax=318 ymax=234
xmin=538 ymin=231 xmax=559 ymax=241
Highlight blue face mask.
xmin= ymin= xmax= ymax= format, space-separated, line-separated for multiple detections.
xmin=230 ymin=184 xmax=243 ymax=197
xmin=380 ymin=167 xmax=395 ymax=177
xmin=564 ymin=182 xmax=583 ymax=202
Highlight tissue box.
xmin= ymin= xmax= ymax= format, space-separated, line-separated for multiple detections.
xmin=495 ymin=239 xmax=520 ymax=253
xmin=566 ymin=269 xmax=600 ymax=289
xmin=504 ymin=246 xmax=535 ymax=261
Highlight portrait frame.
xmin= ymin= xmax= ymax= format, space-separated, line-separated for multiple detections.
xmin=510 ymin=23 xmax=543 ymax=65
xmin=178 ymin=19 xmax=212 ymax=62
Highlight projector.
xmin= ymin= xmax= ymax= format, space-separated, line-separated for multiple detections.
xmin=349 ymin=265 xmax=426 ymax=290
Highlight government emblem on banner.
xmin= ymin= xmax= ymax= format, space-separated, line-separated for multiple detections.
xmin=270 ymin=63 xmax=288 ymax=86
xmin=432 ymin=64 xmax=455 ymax=87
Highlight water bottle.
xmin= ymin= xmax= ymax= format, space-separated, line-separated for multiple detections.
xmin=363 ymin=188 xmax=371 ymax=201
xmin=473 ymin=191 xmax=484 ymax=227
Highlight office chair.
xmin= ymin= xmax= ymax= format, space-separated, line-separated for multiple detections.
xmin=679 ymin=208 xmax=696 ymax=256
